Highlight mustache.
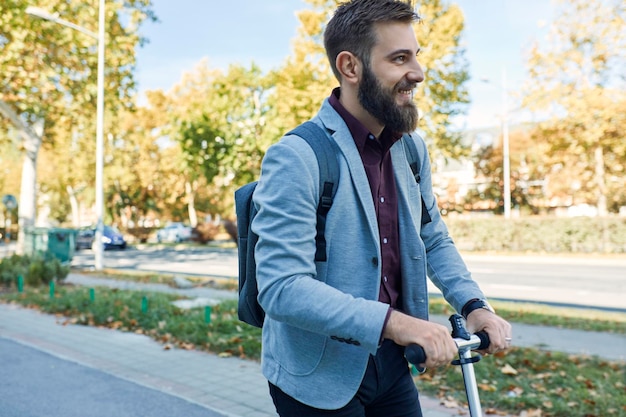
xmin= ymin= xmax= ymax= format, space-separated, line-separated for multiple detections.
xmin=395 ymin=79 xmax=417 ymax=92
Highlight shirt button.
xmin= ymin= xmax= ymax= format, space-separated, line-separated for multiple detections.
xmin=380 ymin=197 xmax=385 ymax=203
xmin=383 ymin=238 xmax=388 ymax=244
xmin=383 ymin=276 xmax=388 ymax=282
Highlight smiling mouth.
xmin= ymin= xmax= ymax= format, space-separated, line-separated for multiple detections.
xmin=397 ymin=88 xmax=415 ymax=102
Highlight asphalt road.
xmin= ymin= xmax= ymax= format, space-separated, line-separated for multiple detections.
xmin=69 ymin=245 xmax=626 ymax=312
xmin=0 ymin=337 xmax=225 ymax=417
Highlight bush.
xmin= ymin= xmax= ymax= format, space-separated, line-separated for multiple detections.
xmin=0 ymin=254 xmax=69 ymax=288
xmin=445 ymin=216 xmax=626 ymax=253
xmin=223 ymin=219 xmax=238 ymax=244
xmin=192 ymin=223 xmax=221 ymax=244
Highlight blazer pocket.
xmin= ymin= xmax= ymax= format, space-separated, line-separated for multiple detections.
xmin=273 ymin=324 xmax=326 ymax=376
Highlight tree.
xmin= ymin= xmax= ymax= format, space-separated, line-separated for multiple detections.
xmin=521 ymin=0 xmax=626 ymax=215
xmin=172 ymin=62 xmax=275 ymax=220
xmin=467 ymin=127 xmax=550 ymax=215
xmin=0 ymin=0 xmax=155 ymax=251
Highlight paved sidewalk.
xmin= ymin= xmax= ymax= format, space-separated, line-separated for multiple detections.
xmin=1 ymin=274 xmax=624 ymax=417
xmin=1 ymin=303 xmax=477 ymax=417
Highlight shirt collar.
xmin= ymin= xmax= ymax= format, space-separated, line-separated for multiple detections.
xmin=328 ymin=87 xmax=402 ymax=152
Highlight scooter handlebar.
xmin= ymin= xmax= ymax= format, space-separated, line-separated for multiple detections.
xmin=405 ymin=331 xmax=490 ymax=366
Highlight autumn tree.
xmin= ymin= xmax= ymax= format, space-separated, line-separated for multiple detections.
xmin=0 ymin=0 xmax=154 ymax=251
xmin=521 ymin=0 xmax=626 ymax=215
xmin=467 ymin=127 xmax=550 ymax=215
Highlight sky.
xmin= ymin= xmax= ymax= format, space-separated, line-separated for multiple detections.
xmin=134 ymin=0 xmax=555 ymax=130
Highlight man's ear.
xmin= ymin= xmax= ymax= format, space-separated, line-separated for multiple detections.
xmin=336 ymin=51 xmax=360 ymax=86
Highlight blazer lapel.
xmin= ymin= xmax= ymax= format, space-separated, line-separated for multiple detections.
xmin=316 ymin=100 xmax=380 ymax=244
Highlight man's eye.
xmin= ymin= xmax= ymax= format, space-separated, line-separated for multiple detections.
xmin=395 ymin=55 xmax=407 ymax=63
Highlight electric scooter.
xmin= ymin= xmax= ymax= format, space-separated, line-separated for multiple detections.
xmin=406 ymin=314 xmax=491 ymax=417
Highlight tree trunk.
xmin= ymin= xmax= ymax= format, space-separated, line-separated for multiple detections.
xmin=67 ymin=185 xmax=81 ymax=227
xmin=185 ymin=180 xmax=198 ymax=228
xmin=0 ymin=101 xmax=43 ymax=255
xmin=17 ymin=139 xmax=40 ymax=255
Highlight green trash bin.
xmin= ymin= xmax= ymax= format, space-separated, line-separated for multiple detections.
xmin=23 ymin=227 xmax=76 ymax=263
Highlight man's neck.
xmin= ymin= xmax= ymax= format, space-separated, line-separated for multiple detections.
xmin=338 ymin=89 xmax=384 ymax=139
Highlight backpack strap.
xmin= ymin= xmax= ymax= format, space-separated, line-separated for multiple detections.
xmin=287 ymin=121 xmax=339 ymax=262
xmin=402 ymin=133 xmax=432 ymax=225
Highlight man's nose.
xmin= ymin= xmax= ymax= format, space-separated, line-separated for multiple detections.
xmin=408 ymin=61 xmax=425 ymax=84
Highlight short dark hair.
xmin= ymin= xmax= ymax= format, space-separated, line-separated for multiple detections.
xmin=323 ymin=0 xmax=420 ymax=81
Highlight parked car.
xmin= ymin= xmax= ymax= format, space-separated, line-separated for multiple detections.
xmin=75 ymin=225 xmax=127 ymax=250
xmin=156 ymin=222 xmax=193 ymax=243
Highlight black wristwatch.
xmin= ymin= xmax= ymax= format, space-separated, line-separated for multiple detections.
xmin=461 ymin=299 xmax=495 ymax=319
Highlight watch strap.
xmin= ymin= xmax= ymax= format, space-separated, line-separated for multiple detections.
xmin=461 ymin=298 xmax=494 ymax=319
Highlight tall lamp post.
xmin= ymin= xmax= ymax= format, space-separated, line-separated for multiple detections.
xmin=26 ymin=1 xmax=106 ymax=269
xmin=482 ymin=68 xmax=512 ymax=219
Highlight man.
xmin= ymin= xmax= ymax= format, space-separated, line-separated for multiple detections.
xmin=252 ymin=0 xmax=512 ymax=415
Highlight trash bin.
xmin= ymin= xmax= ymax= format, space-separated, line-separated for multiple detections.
xmin=23 ymin=227 xmax=76 ymax=263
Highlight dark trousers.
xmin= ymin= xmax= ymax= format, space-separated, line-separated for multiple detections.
xmin=269 ymin=340 xmax=423 ymax=417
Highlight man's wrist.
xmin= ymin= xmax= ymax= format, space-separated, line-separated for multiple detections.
xmin=379 ymin=307 xmax=394 ymax=345
xmin=461 ymin=299 xmax=495 ymax=319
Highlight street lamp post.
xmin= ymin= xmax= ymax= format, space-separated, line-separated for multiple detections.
xmin=482 ymin=68 xmax=512 ymax=219
xmin=26 ymin=1 xmax=106 ymax=269
xmin=500 ymin=69 xmax=512 ymax=219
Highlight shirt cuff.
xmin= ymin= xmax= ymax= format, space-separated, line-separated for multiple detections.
xmin=378 ymin=306 xmax=393 ymax=346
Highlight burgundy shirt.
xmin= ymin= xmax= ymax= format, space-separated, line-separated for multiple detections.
xmin=328 ymin=88 xmax=403 ymax=310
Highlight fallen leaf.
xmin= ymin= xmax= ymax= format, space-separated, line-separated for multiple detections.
xmin=484 ymin=408 xmax=508 ymax=415
xmin=519 ymin=409 xmax=542 ymax=417
xmin=501 ymin=363 xmax=518 ymax=376
xmin=218 ymin=352 xmax=232 ymax=358
xmin=440 ymin=398 xmax=461 ymax=409
xmin=478 ymin=383 xmax=497 ymax=392
xmin=179 ymin=342 xmax=195 ymax=350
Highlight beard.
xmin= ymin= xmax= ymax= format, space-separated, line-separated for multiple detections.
xmin=358 ymin=62 xmax=419 ymax=133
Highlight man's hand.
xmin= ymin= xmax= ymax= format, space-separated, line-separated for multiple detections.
xmin=382 ymin=310 xmax=457 ymax=369
xmin=465 ymin=309 xmax=512 ymax=354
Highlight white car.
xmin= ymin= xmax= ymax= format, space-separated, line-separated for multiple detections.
xmin=156 ymin=222 xmax=193 ymax=243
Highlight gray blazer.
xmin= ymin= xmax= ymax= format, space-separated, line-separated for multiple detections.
xmin=252 ymin=99 xmax=485 ymax=409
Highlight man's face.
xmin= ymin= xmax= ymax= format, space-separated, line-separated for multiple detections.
xmin=358 ymin=22 xmax=424 ymax=133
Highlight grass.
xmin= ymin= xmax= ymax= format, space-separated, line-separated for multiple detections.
xmin=76 ymin=269 xmax=239 ymax=291
xmin=415 ymin=348 xmax=626 ymax=416
xmin=1 ymin=285 xmax=261 ymax=359
xmin=429 ymin=296 xmax=626 ymax=334
xmin=1 ymin=283 xmax=624 ymax=417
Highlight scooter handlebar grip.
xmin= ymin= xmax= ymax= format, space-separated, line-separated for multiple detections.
xmin=476 ymin=331 xmax=490 ymax=350
xmin=405 ymin=344 xmax=426 ymax=366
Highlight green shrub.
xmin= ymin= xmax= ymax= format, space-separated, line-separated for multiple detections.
xmin=0 ymin=254 xmax=69 ymax=288
xmin=445 ymin=216 xmax=626 ymax=253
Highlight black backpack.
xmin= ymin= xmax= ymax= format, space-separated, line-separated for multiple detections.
xmin=234 ymin=121 xmax=430 ymax=328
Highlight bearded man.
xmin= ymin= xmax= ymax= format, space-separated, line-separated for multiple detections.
xmin=251 ymin=1 xmax=512 ymax=415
